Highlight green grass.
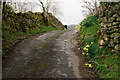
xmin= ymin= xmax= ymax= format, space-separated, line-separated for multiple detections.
xmin=2 ymin=25 xmax=57 ymax=55
xmin=78 ymin=15 xmax=119 ymax=78
xmin=2 ymin=4 xmax=63 ymax=56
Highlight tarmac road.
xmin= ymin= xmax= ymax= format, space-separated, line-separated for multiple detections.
xmin=2 ymin=28 xmax=91 ymax=78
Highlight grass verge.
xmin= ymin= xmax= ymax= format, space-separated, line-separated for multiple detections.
xmin=2 ymin=25 xmax=57 ymax=56
xmin=76 ymin=15 xmax=119 ymax=78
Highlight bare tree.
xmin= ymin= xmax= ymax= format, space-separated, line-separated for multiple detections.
xmin=36 ymin=0 xmax=61 ymax=25
xmin=80 ymin=0 xmax=100 ymax=16
xmin=91 ymin=0 xmax=99 ymax=16
xmin=12 ymin=2 xmax=32 ymax=13
xmin=36 ymin=0 xmax=49 ymax=25
xmin=50 ymin=1 xmax=62 ymax=17
xmin=5 ymin=0 xmax=35 ymax=13
xmin=37 ymin=0 xmax=54 ymax=17
xmin=37 ymin=0 xmax=62 ymax=22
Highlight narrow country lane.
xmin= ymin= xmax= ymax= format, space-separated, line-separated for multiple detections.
xmin=3 ymin=28 xmax=83 ymax=78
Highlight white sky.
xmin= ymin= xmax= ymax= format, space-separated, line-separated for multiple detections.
xmin=7 ymin=0 xmax=118 ymax=25
xmin=7 ymin=0 xmax=86 ymax=25
xmin=33 ymin=0 xmax=86 ymax=25
xmin=7 ymin=0 xmax=95 ymax=25
xmin=60 ymin=0 xmax=85 ymax=25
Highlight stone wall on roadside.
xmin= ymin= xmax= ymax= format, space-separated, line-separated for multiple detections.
xmin=99 ymin=2 xmax=120 ymax=52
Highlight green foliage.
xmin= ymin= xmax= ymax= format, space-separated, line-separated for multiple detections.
xmin=2 ymin=25 xmax=57 ymax=55
xmin=2 ymin=4 xmax=61 ymax=55
xmin=94 ymin=53 xmax=119 ymax=78
xmin=3 ymin=4 xmax=13 ymax=13
xmin=80 ymin=16 xmax=98 ymax=28
xmin=88 ymin=44 xmax=100 ymax=57
xmin=78 ymin=15 xmax=119 ymax=78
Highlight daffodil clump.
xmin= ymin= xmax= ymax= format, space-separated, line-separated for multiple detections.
xmin=85 ymin=63 xmax=92 ymax=68
xmin=75 ymin=25 xmax=81 ymax=32
xmin=81 ymin=42 xmax=93 ymax=56
xmin=75 ymin=14 xmax=97 ymax=33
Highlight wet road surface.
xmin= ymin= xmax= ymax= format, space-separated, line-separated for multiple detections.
xmin=3 ymin=28 xmax=83 ymax=78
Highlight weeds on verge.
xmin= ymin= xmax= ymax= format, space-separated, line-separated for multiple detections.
xmin=77 ymin=15 xmax=119 ymax=78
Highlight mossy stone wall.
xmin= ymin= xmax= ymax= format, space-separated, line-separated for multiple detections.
xmin=99 ymin=2 xmax=120 ymax=51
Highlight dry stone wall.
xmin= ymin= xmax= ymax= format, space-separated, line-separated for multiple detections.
xmin=99 ymin=2 xmax=120 ymax=52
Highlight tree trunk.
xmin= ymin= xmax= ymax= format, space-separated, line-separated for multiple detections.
xmin=41 ymin=12 xmax=49 ymax=26
xmin=40 ymin=1 xmax=49 ymax=26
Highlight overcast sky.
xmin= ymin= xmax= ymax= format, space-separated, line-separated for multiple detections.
xmin=33 ymin=0 xmax=86 ymax=25
xmin=6 ymin=0 xmax=90 ymax=25
xmin=60 ymin=0 xmax=85 ymax=25
xmin=7 ymin=0 xmax=118 ymax=25
xmin=7 ymin=0 xmax=95 ymax=25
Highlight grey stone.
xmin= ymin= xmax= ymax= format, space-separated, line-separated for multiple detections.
xmin=108 ymin=24 xmax=112 ymax=27
xmin=112 ymin=14 xmax=118 ymax=18
xmin=110 ymin=40 xmax=115 ymax=47
xmin=113 ymin=26 xmax=118 ymax=28
xmin=109 ymin=17 xmax=115 ymax=22
xmin=117 ymin=17 xmax=120 ymax=22
xmin=99 ymin=40 xmax=105 ymax=46
xmin=103 ymin=17 xmax=107 ymax=22
xmin=114 ymin=34 xmax=119 ymax=43
xmin=113 ymin=22 xmax=118 ymax=26
xmin=114 ymin=44 xmax=120 ymax=50
xmin=103 ymin=35 xmax=108 ymax=41
xmin=111 ymin=33 xmax=119 ymax=39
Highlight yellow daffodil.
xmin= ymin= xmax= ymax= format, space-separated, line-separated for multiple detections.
xmin=75 ymin=30 xmax=77 ymax=32
xmin=84 ymin=47 xmax=88 ymax=51
xmin=86 ymin=45 xmax=90 ymax=47
xmin=91 ymin=42 xmax=93 ymax=44
xmin=85 ymin=64 xmax=88 ymax=66
xmin=86 ymin=53 xmax=88 ymax=55
xmin=89 ymin=64 xmax=92 ymax=68
xmin=82 ymin=53 xmax=85 ymax=55
xmin=86 ymin=48 xmax=88 ymax=51
xmin=83 ymin=47 xmax=87 ymax=50
xmin=85 ymin=64 xmax=92 ymax=68
xmin=78 ymin=48 xmax=80 ymax=50
xmin=75 ymin=27 xmax=78 ymax=29
xmin=79 ymin=25 xmax=81 ymax=28
xmin=75 ymin=26 xmax=79 ymax=29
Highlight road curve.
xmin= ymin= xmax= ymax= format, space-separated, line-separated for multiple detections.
xmin=3 ymin=28 xmax=82 ymax=78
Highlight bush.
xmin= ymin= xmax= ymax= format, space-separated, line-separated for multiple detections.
xmin=78 ymin=14 xmax=119 ymax=78
xmin=2 ymin=4 xmax=61 ymax=55
xmin=80 ymin=15 xmax=98 ymax=28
